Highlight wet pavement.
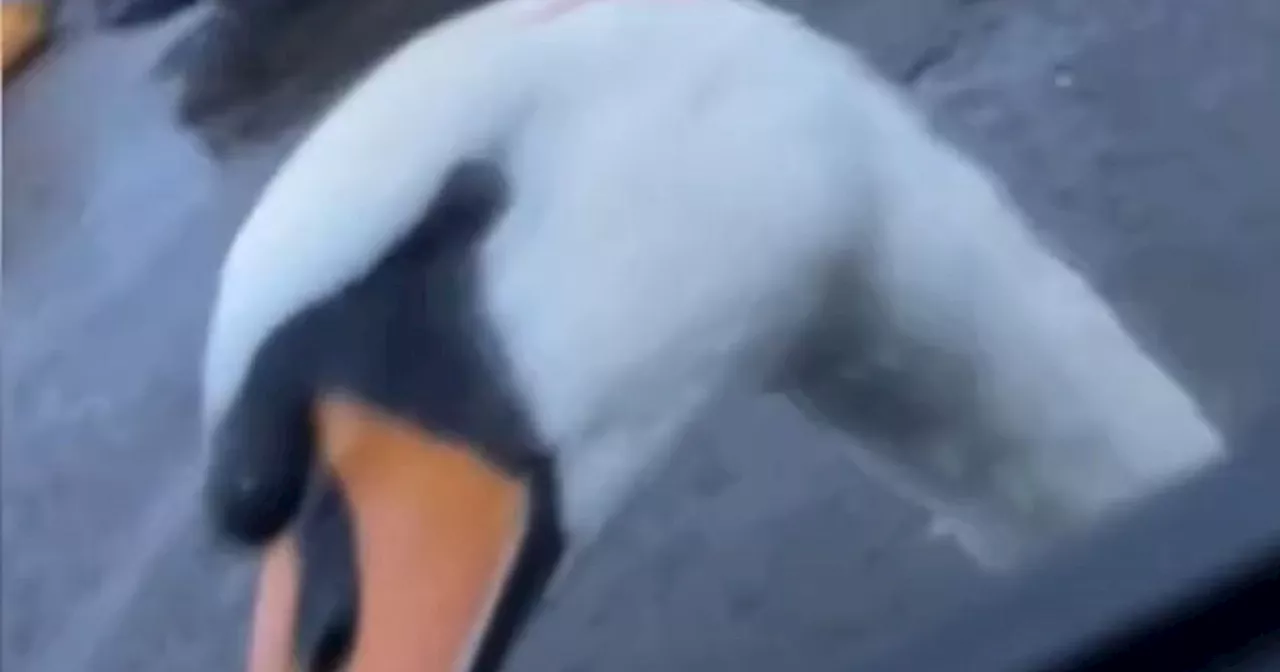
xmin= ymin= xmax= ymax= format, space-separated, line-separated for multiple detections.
xmin=3 ymin=0 xmax=1278 ymax=670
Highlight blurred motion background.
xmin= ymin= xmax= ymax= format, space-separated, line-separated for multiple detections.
xmin=2 ymin=0 xmax=1278 ymax=670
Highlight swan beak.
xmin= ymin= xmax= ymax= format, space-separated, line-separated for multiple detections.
xmin=247 ymin=393 xmax=560 ymax=672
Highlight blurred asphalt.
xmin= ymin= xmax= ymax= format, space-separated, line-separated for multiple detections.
xmin=3 ymin=0 xmax=1278 ymax=670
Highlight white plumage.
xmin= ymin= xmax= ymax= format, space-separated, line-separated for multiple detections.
xmin=203 ymin=0 xmax=1224 ymax=571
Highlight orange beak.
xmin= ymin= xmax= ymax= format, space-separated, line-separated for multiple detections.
xmin=247 ymin=393 xmax=561 ymax=672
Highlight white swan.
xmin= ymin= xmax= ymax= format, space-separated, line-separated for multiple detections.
xmin=201 ymin=0 xmax=1225 ymax=643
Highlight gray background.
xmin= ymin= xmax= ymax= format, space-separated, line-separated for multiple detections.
xmin=4 ymin=0 xmax=1278 ymax=670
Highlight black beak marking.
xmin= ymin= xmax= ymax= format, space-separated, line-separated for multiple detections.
xmin=203 ymin=159 xmax=514 ymax=547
